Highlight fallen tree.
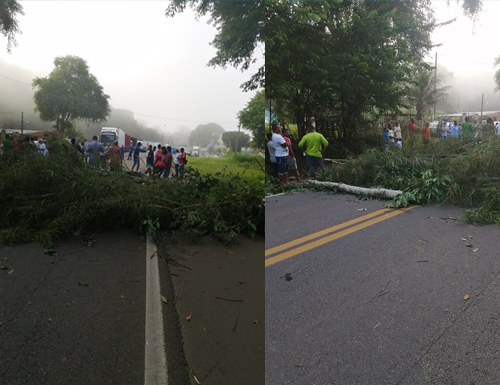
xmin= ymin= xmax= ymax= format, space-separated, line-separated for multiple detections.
xmin=0 ymin=141 xmax=264 ymax=246
xmin=308 ymin=180 xmax=402 ymax=199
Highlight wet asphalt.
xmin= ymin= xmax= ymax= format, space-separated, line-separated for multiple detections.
xmin=266 ymin=191 xmax=500 ymax=385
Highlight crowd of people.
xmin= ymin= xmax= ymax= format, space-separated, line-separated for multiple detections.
xmin=0 ymin=130 xmax=188 ymax=179
xmin=267 ymin=123 xmax=329 ymax=186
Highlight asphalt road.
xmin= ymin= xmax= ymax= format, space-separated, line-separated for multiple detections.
xmin=266 ymin=191 xmax=500 ymax=385
xmin=0 ymin=230 xmax=147 ymax=385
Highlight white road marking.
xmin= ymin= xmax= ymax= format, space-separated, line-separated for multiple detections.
xmin=145 ymin=234 xmax=168 ymax=385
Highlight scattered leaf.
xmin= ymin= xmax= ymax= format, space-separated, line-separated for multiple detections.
xmin=0 ymin=321 xmax=2 ymax=326
xmin=418 ymin=239 xmax=426 ymax=245
xmin=2 ymin=258 xmax=7 ymax=263
xmin=160 ymin=295 xmax=167 ymax=303
xmin=78 ymin=282 xmax=89 ymax=287
xmin=461 ymin=238 xmax=467 ymax=241
xmin=253 ymin=320 xmax=260 ymax=324
xmin=66 ymin=303 xmax=71 ymax=307
xmin=226 ymin=251 xmax=234 ymax=255
xmin=27 ymin=302 xmax=32 ymax=306
xmin=448 ymin=217 xmax=457 ymax=220
xmin=466 ymin=243 xmax=473 ymax=247
xmin=0 ymin=266 xmax=8 ymax=270
xmin=50 ymin=260 xmax=55 ymax=264
xmin=44 ymin=249 xmax=57 ymax=256
xmin=186 ymin=314 xmax=192 ymax=321
xmin=472 ymin=248 xmax=479 ymax=253
xmin=464 ymin=294 xmax=470 ymax=301
xmin=7 ymin=269 xmax=14 ymax=275
xmin=467 ymin=235 xmax=473 ymax=240
xmin=295 ymin=364 xmax=304 ymax=367
xmin=120 ymin=295 xmax=126 ymax=302
xmin=48 ymin=318 xmax=52 ymax=322
xmin=357 ymin=208 xmax=367 ymax=211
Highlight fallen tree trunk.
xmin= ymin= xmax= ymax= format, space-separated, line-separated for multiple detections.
xmin=308 ymin=180 xmax=402 ymax=199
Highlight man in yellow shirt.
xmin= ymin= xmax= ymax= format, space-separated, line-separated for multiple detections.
xmin=298 ymin=125 xmax=329 ymax=179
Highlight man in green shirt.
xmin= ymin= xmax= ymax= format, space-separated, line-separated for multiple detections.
xmin=298 ymin=124 xmax=328 ymax=179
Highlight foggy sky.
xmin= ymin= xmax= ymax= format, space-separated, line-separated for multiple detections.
xmin=430 ymin=1 xmax=500 ymax=111
xmin=0 ymin=1 xmax=263 ymax=135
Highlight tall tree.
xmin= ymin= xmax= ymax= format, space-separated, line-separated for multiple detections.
xmin=32 ymin=56 xmax=110 ymax=138
xmin=495 ymin=56 xmax=500 ymax=97
xmin=238 ymin=89 xmax=265 ymax=150
xmin=188 ymin=122 xmax=225 ymax=147
xmin=410 ymin=67 xmax=451 ymax=120
xmin=222 ymin=131 xmax=250 ymax=152
xmin=0 ymin=0 xmax=24 ymax=53
xmin=165 ymin=1 xmax=264 ymax=91
xmin=266 ymin=0 xmax=443 ymax=139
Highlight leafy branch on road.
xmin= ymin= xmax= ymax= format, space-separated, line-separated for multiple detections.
xmin=0 ymin=142 xmax=264 ymax=246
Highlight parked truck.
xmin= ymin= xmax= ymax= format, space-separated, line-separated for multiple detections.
xmin=191 ymin=146 xmax=200 ymax=156
xmin=100 ymin=127 xmax=132 ymax=150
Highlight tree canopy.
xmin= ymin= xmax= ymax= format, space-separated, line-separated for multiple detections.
xmin=266 ymin=0 xmax=445 ymax=139
xmin=0 ymin=0 xmax=24 ymax=53
xmin=222 ymin=131 xmax=250 ymax=152
xmin=238 ymin=89 xmax=265 ymax=150
xmin=166 ymin=0 xmax=264 ymax=91
xmin=32 ymin=56 xmax=110 ymax=138
xmin=410 ymin=67 xmax=450 ymax=121
xmin=188 ymin=122 xmax=225 ymax=147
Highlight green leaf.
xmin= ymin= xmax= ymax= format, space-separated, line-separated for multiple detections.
xmin=472 ymin=248 xmax=479 ymax=253
xmin=7 ymin=269 xmax=14 ymax=275
xmin=160 ymin=295 xmax=167 ymax=303
xmin=418 ymin=239 xmax=426 ymax=245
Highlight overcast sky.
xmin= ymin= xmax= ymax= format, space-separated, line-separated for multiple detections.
xmin=431 ymin=0 xmax=499 ymax=76
xmin=0 ymin=1 xmax=263 ymax=134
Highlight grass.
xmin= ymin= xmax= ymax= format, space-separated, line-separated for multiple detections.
xmin=186 ymin=153 xmax=264 ymax=182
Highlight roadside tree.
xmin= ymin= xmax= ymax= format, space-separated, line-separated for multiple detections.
xmin=238 ymin=89 xmax=265 ymax=150
xmin=165 ymin=0 xmax=264 ymax=91
xmin=32 ymin=56 xmax=110 ymax=138
xmin=222 ymin=131 xmax=250 ymax=152
xmin=0 ymin=0 xmax=23 ymax=52
xmin=188 ymin=122 xmax=225 ymax=148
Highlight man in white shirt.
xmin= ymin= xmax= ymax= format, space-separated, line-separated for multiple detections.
xmin=495 ymin=122 xmax=500 ymax=136
xmin=266 ymin=133 xmax=278 ymax=178
xmin=271 ymin=124 xmax=290 ymax=186
xmin=394 ymin=121 xmax=402 ymax=145
xmin=38 ymin=138 xmax=48 ymax=156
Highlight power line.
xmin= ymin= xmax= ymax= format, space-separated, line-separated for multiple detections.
xmin=0 ymin=72 xmax=239 ymax=125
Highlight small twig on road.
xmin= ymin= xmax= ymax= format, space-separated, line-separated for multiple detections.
xmin=149 ymin=250 xmax=158 ymax=259
xmin=182 ymin=279 xmax=188 ymax=292
xmin=367 ymin=281 xmax=390 ymax=303
xmin=296 ymin=264 xmax=310 ymax=275
xmin=214 ymin=296 xmax=243 ymax=302
xmin=417 ymin=260 xmax=429 ymax=263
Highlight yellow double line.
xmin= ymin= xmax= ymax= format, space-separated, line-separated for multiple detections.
xmin=265 ymin=205 xmax=414 ymax=267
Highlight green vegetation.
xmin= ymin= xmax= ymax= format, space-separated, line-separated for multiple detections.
xmin=316 ymin=134 xmax=500 ymax=225
xmin=187 ymin=153 xmax=264 ymax=182
xmin=0 ymin=143 xmax=264 ymax=246
xmin=32 ymin=55 xmax=110 ymax=138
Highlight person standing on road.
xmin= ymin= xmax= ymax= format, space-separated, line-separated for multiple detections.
xmin=131 ymin=142 xmax=146 ymax=172
xmin=394 ymin=121 xmax=402 ymax=146
xmin=387 ymin=123 xmax=395 ymax=145
xmin=145 ymin=144 xmax=154 ymax=176
xmin=121 ymin=145 xmax=125 ymax=159
xmin=162 ymin=146 xmax=173 ymax=178
xmin=175 ymin=147 xmax=187 ymax=179
xmin=127 ymin=144 xmax=134 ymax=160
xmin=86 ymin=135 xmax=103 ymax=164
xmin=382 ymin=126 xmax=390 ymax=152
xmin=442 ymin=122 xmax=450 ymax=140
xmin=266 ymin=133 xmax=278 ymax=179
xmin=450 ymin=121 xmax=459 ymax=138
xmin=421 ymin=122 xmax=430 ymax=145
xmin=298 ymin=124 xmax=328 ymax=179
xmin=283 ymin=128 xmax=301 ymax=183
xmin=272 ymin=124 xmax=290 ymax=186
xmin=106 ymin=140 xmax=122 ymax=172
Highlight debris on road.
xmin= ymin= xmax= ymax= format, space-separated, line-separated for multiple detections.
xmin=7 ymin=269 xmax=14 ymax=275
xmin=472 ymin=248 xmax=479 ymax=253
xmin=78 ymin=282 xmax=89 ymax=287
xmin=186 ymin=314 xmax=192 ymax=321
xmin=214 ymin=296 xmax=243 ymax=302
xmin=296 ymin=265 xmax=310 ymax=275
xmin=466 ymin=243 xmax=473 ymax=247
xmin=464 ymin=294 xmax=470 ymax=301
xmin=160 ymin=295 xmax=167 ymax=303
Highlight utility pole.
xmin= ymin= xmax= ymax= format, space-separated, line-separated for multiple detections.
xmin=433 ymin=52 xmax=437 ymax=121
xmin=21 ymin=111 xmax=24 ymax=135
xmin=481 ymin=93 xmax=484 ymax=120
